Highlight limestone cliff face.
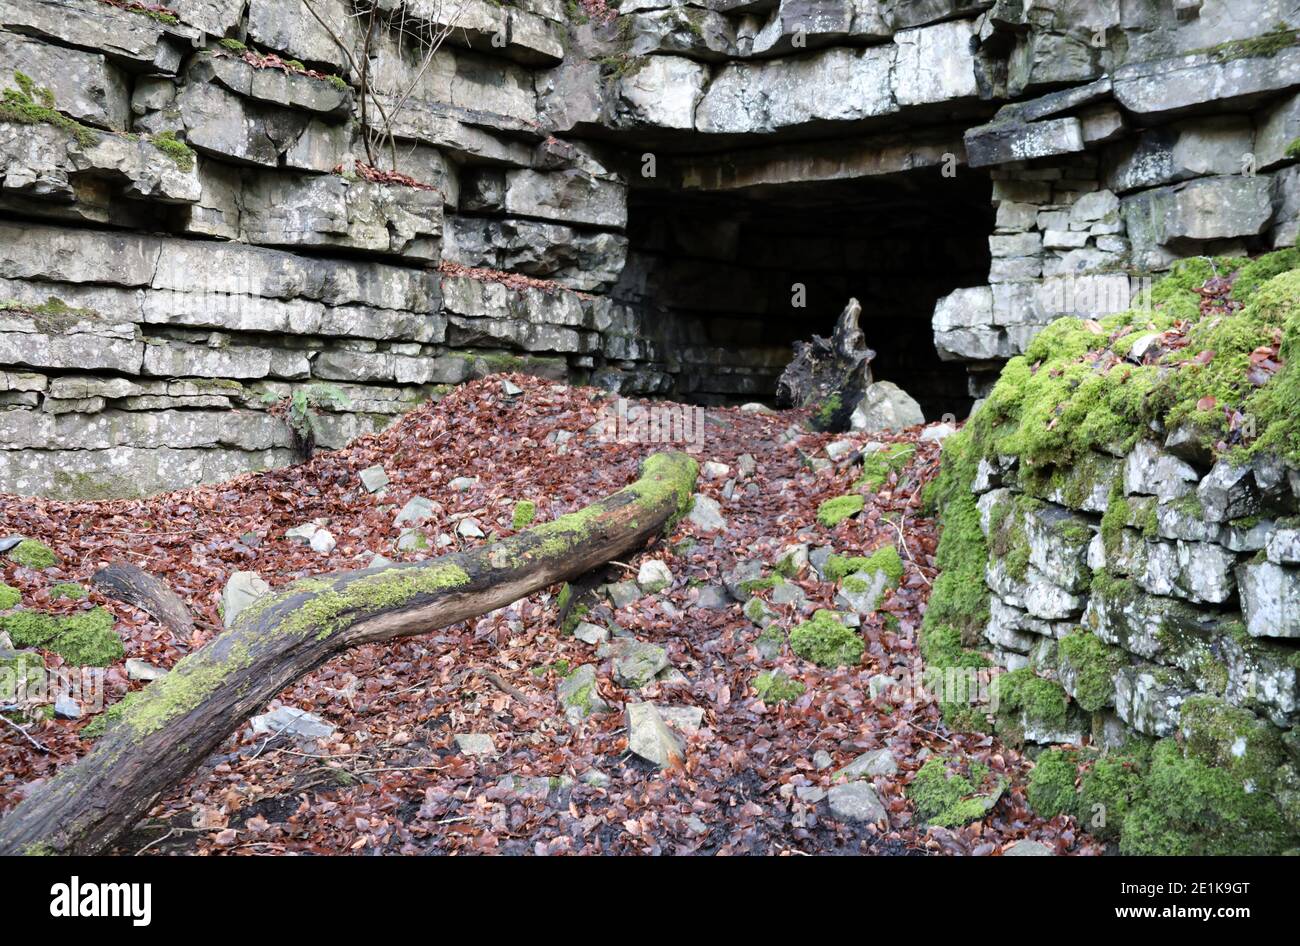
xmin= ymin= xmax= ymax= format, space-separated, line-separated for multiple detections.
xmin=3 ymin=0 xmax=1300 ymax=497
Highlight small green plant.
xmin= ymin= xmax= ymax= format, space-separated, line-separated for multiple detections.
xmin=512 ymin=500 xmax=536 ymax=530
xmin=149 ymin=130 xmax=195 ymax=171
xmin=263 ymin=384 xmax=350 ymax=459
xmin=218 ymin=38 xmax=247 ymax=52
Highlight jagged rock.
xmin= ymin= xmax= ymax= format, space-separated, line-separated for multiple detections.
xmin=221 ymin=570 xmax=270 ymax=628
xmin=835 ymin=569 xmax=890 ymax=616
xmin=54 ymin=693 xmax=81 ymax=719
xmin=359 ymin=465 xmax=388 ymax=493
xmin=826 ymin=780 xmax=887 ymax=823
xmin=456 ymin=518 xmax=485 ymax=539
xmin=1004 ymin=840 xmax=1053 ymax=856
xmin=693 ymin=584 xmax=731 ymax=610
xmin=557 ymin=664 xmax=611 ymax=722
xmin=1140 ymin=539 xmax=1237 ymax=605
xmin=1266 ymin=527 xmax=1300 ymax=565
xmin=1124 ymin=440 xmax=1199 ymax=500
xmin=1238 ymin=561 xmax=1300 ymax=639
xmin=775 ymin=298 xmax=875 ymax=431
xmin=454 ymin=733 xmax=497 ymax=757
xmin=687 ymin=494 xmax=727 ymax=532
xmin=394 ymin=496 xmax=435 ymax=527
xmin=626 ymin=702 xmax=685 ymax=768
xmin=250 ymin=705 xmax=335 ymax=741
xmin=125 ymin=658 xmax=166 ymax=681
xmin=636 ymin=559 xmax=672 ymax=594
xmin=309 ymin=529 xmax=337 ymax=554
xmin=1114 ymin=666 xmax=1190 ymax=737
xmin=851 ymin=381 xmax=925 ymax=432
xmin=834 ymin=748 xmax=898 ymax=780
xmin=608 ymin=639 xmax=670 ymax=689
xmin=573 ymin=622 xmax=609 ymax=646
xmin=1197 ymin=460 xmax=1264 ymax=523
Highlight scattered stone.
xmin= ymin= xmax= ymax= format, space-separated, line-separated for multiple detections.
xmin=394 ymin=496 xmax=435 ymax=526
xmin=851 ymin=381 xmax=925 ymax=432
xmin=701 ymin=460 xmax=730 ymax=480
xmin=770 ymin=580 xmax=808 ymax=611
xmin=496 ymin=774 xmax=574 ymax=805
xmin=919 ymin=422 xmax=958 ymax=443
xmin=736 ymin=454 xmax=758 ymax=478
xmin=1004 ymin=839 xmax=1053 ymax=856
xmin=813 ymin=749 xmax=834 ymax=771
xmin=221 ymin=570 xmax=270 ymax=628
xmin=609 ymin=639 xmax=670 ymax=688
xmin=604 ymin=581 xmax=640 ymax=610
xmin=447 ymin=477 xmax=478 ymax=492
xmin=693 ymin=584 xmax=731 ymax=610
xmin=626 ymin=702 xmax=685 ymax=768
xmin=775 ymin=543 xmax=809 ymax=577
xmin=723 ymin=560 xmax=764 ymax=600
xmin=834 ymin=748 xmax=898 ymax=780
xmin=572 ymin=621 xmax=609 ymax=645
xmin=687 ymin=494 xmax=727 ymax=532
xmin=826 ymin=780 xmax=887 ymax=823
xmin=636 ymin=559 xmax=673 ymax=594
xmin=825 ymin=439 xmax=857 ymax=462
xmin=359 ymin=465 xmax=388 ymax=493
xmin=582 ymin=769 xmax=611 ymax=788
xmin=454 ymin=733 xmax=497 ymax=757
xmin=250 ymin=706 xmax=336 ymax=741
xmin=557 ymin=664 xmax=610 ymax=722
xmin=285 ymin=523 xmax=319 ymax=544
xmin=309 ymin=528 xmax=337 ymax=554
xmin=796 ymin=786 xmax=827 ymax=804
xmin=501 ymin=378 xmax=524 ymax=397
xmin=457 ymin=518 xmax=485 ymax=539
xmin=125 ymin=658 xmax=166 ymax=681
xmin=50 ymin=692 xmax=80 ymax=719
xmin=396 ymin=528 xmax=428 ymax=552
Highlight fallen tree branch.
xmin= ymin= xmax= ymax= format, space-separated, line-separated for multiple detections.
xmin=0 ymin=453 xmax=697 ymax=855
xmin=91 ymin=563 xmax=197 ymax=639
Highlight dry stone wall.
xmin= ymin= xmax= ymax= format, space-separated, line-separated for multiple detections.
xmin=5 ymin=0 xmax=1300 ymax=497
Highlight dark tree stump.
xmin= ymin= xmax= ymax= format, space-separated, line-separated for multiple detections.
xmin=775 ymin=298 xmax=876 ymax=431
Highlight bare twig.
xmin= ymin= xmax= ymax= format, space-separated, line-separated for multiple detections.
xmin=1 ymin=714 xmax=49 ymax=754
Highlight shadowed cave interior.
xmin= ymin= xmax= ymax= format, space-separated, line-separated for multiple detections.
xmin=612 ymin=166 xmax=994 ymax=418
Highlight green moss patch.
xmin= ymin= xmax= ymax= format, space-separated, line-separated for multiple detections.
xmin=149 ymin=130 xmax=195 ymax=171
xmin=0 ymin=583 xmax=19 ymax=611
xmin=1027 ymin=747 xmax=1080 ymax=818
xmin=49 ymin=583 xmax=86 ymax=601
xmin=993 ymin=667 xmax=1070 ymax=729
xmin=753 ymin=670 xmax=805 ymax=703
xmin=1057 ymin=630 xmax=1125 ymax=712
xmin=0 ymin=606 xmax=122 ymax=666
xmin=0 ymin=72 xmax=97 ymax=146
xmin=816 ymin=494 xmax=864 ymax=528
xmin=856 ymin=443 xmax=917 ymax=491
xmin=908 ymin=757 xmax=1004 ymax=828
xmin=7 ymin=539 xmax=56 ymax=570
xmin=1121 ymin=739 xmax=1289 ymax=855
xmin=512 ymin=500 xmax=536 ymax=530
xmin=789 ymin=610 xmax=864 ymax=668
xmin=823 ymin=545 xmax=904 ymax=586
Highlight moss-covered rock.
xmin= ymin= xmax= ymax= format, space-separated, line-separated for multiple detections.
xmin=789 ymin=610 xmax=864 ymax=667
xmin=1057 ymin=630 xmax=1126 ymax=712
xmin=49 ymin=583 xmax=86 ymax=601
xmin=1179 ymin=696 xmax=1285 ymax=789
xmin=0 ymin=607 xmax=122 ymax=666
xmin=7 ymin=539 xmax=56 ymax=570
xmin=908 ymin=757 xmax=1005 ymax=827
xmin=753 ymin=670 xmax=805 ymax=703
xmin=856 ymin=443 xmax=917 ymax=491
xmin=816 ymin=494 xmax=865 ymax=528
xmin=1027 ymin=747 xmax=1080 ymax=818
xmin=1120 ymin=739 xmax=1291 ymax=855
xmin=0 ymin=583 xmax=19 ymax=611
xmin=823 ymin=546 xmax=904 ymax=586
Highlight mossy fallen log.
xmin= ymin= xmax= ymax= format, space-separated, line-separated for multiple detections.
xmin=0 ymin=452 xmax=698 ymax=855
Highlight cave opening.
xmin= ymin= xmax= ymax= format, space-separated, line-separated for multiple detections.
xmin=613 ymin=166 xmax=993 ymax=419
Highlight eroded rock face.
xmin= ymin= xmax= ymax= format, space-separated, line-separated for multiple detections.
xmin=5 ymin=0 xmax=1300 ymax=506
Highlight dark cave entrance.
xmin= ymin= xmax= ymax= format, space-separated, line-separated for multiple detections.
xmin=614 ymin=167 xmax=993 ymax=419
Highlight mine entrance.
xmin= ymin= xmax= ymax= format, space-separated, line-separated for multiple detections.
xmin=615 ymin=167 xmax=993 ymax=419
